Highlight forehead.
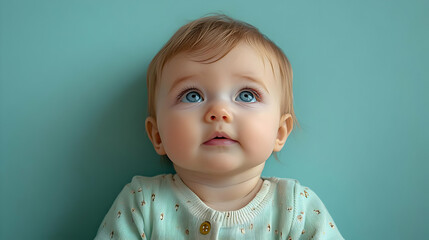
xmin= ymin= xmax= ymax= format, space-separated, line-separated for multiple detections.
xmin=160 ymin=42 xmax=281 ymax=87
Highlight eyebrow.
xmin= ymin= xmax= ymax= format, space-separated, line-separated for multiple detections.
xmin=168 ymin=74 xmax=270 ymax=94
xmin=168 ymin=75 xmax=195 ymax=94
xmin=235 ymin=74 xmax=269 ymax=94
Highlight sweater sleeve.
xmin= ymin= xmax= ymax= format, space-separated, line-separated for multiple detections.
xmin=94 ymin=183 xmax=146 ymax=240
xmin=288 ymin=181 xmax=344 ymax=240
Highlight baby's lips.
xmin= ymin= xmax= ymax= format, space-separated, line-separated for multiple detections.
xmin=203 ymin=138 xmax=237 ymax=146
xmin=204 ymin=131 xmax=236 ymax=143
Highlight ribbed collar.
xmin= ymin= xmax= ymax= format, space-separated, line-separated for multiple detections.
xmin=171 ymin=173 xmax=277 ymax=227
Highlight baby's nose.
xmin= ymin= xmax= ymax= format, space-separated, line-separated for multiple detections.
xmin=204 ymin=104 xmax=233 ymax=123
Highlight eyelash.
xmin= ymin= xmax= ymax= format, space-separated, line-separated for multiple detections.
xmin=176 ymin=85 xmax=201 ymax=102
xmin=242 ymin=86 xmax=263 ymax=101
xmin=175 ymin=85 xmax=264 ymax=102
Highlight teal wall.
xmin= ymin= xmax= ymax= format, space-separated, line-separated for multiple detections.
xmin=1 ymin=0 xmax=428 ymax=239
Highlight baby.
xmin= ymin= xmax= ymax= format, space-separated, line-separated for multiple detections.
xmin=95 ymin=14 xmax=343 ymax=239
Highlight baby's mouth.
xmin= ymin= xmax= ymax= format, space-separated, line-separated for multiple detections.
xmin=203 ymin=137 xmax=237 ymax=146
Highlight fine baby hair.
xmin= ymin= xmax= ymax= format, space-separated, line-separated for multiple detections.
xmin=95 ymin=13 xmax=343 ymax=240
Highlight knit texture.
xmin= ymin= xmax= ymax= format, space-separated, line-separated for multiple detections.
xmin=95 ymin=174 xmax=343 ymax=240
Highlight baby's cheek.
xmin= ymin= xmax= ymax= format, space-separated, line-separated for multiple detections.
xmin=241 ymin=116 xmax=277 ymax=160
xmin=160 ymin=114 xmax=198 ymax=161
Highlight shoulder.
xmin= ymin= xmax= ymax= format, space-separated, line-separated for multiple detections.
xmin=94 ymin=174 xmax=174 ymax=239
xmin=266 ymin=177 xmax=320 ymax=203
xmin=126 ymin=173 xmax=175 ymax=191
xmin=269 ymin=177 xmax=328 ymax=217
xmin=274 ymin=178 xmax=344 ymax=239
xmin=264 ymin=176 xmax=301 ymax=201
xmin=129 ymin=174 xmax=172 ymax=188
xmin=113 ymin=174 xmax=175 ymax=203
xmin=129 ymin=173 xmax=178 ymax=200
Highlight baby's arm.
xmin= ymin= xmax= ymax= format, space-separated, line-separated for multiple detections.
xmin=94 ymin=183 xmax=146 ymax=240
xmin=289 ymin=182 xmax=344 ymax=240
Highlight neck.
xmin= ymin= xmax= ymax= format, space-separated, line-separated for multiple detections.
xmin=174 ymin=163 xmax=265 ymax=211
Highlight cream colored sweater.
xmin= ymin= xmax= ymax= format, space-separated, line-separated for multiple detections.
xmin=95 ymin=174 xmax=343 ymax=240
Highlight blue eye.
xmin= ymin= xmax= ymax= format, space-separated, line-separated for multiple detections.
xmin=181 ymin=91 xmax=203 ymax=103
xmin=236 ymin=90 xmax=257 ymax=103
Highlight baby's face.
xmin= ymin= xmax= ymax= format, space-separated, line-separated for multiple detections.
xmin=154 ymin=43 xmax=285 ymax=175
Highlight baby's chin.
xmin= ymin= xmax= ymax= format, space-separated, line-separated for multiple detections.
xmin=173 ymin=161 xmax=239 ymax=175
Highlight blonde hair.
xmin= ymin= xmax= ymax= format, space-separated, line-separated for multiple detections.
xmin=146 ymin=14 xmax=299 ymax=161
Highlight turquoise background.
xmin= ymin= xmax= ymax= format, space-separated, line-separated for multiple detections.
xmin=1 ymin=0 xmax=428 ymax=239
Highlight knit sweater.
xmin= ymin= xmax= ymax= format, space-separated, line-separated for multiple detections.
xmin=95 ymin=174 xmax=343 ymax=239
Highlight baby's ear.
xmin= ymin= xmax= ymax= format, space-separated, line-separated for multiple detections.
xmin=273 ymin=113 xmax=293 ymax=152
xmin=145 ymin=117 xmax=166 ymax=155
